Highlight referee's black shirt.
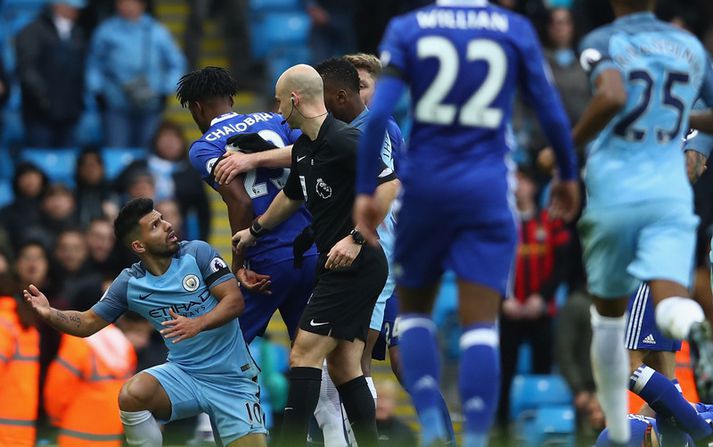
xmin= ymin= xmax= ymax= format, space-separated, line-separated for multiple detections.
xmin=282 ymin=114 xmax=394 ymax=253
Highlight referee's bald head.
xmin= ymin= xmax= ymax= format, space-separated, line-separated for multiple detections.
xmin=276 ymin=64 xmax=324 ymax=102
xmin=275 ymin=64 xmax=328 ymax=129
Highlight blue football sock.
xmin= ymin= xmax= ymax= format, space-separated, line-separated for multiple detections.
xmin=399 ymin=314 xmax=449 ymax=445
xmin=435 ymin=391 xmax=456 ymax=444
xmin=459 ymin=323 xmax=500 ymax=447
xmin=630 ymin=365 xmax=713 ymax=440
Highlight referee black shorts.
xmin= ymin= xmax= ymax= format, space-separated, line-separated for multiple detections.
xmin=299 ymin=243 xmax=388 ymax=342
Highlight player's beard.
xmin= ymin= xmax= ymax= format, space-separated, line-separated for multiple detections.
xmin=149 ymin=240 xmax=180 ymax=258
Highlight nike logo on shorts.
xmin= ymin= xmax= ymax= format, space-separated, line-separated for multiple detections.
xmin=297 ymin=155 xmax=308 ymax=162
xmin=309 ymin=319 xmax=330 ymax=327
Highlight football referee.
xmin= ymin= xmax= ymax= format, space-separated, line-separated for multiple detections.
xmin=232 ymin=64 xmax=393 ymax=447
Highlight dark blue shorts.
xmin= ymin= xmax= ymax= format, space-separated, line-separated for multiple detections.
xmin=239 ymin=255 xmax=317 ymax=343
xmin=625 ymin=282 xmax=682 ymax=352
xmin=394 ymin=178 xmax=517 ymax=295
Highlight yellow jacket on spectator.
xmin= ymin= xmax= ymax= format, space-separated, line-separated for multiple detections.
xmin=45 ymin=324 xmax=136 ymax=447
xmin=0 ymin=296 xmax=39 ymax=447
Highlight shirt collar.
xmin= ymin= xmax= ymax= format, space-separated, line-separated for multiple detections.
xmin=436 ymin=0 xmax=488 ymax=7
xmin=210 ymin=112 xmax=239 ymax=126
xmin=349 ymin=107 xmax=370 ymax=130
xmin=613 ymin=11 xmax=656 ymax=26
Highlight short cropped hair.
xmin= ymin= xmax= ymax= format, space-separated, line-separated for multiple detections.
xmin=344 ymin=53 xmax=382 ymax=77
xmin=315 ymin=57 xmax=360 ymax=94
xmin=114 ymin=198 xmax=154 ymax=247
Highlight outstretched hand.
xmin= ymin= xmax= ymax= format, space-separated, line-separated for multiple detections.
xmin=214 ymin=152 xmax=256 ymax=185
xmin=232 ymin=228 xmax=257 ymax=252
xmin=160 ymin=309 xmax=205 ymax=343
xmin=23 ymin=284 xmax=51 ymax=319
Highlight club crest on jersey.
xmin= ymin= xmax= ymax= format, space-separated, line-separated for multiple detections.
xmin=316 ymin=178 xmax=332 ymax=199
xmin=182 ymin=274 xmax=200 ymax=292
xmin=579 ymin=48 xmax=602 ymax=72
xmin=210 ymin=257 xmax=227 ymax=272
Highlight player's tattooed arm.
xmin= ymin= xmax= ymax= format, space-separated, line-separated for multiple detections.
xmin=24 ymin=285 xmax=109 ymax=337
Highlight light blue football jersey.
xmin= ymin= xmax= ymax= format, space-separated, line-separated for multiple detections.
xmin=92 ymin=240 xmax=258 ymax=376
xmin=579 ymin=12 xmax=713 ymax=208
xmin=350 ymin=107 xmax=398 ymax=263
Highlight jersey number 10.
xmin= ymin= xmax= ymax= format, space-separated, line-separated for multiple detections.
xmin=415 ymin=36 xmax=506 ymax=128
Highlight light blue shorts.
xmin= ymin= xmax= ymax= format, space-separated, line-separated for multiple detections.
xmin=145 ymin=363 xmax=267 ymax=446
xmin=578 ymin=201 xmax=698 ymax=298
xmin=370 ymin=270 xmax=396 ymax=331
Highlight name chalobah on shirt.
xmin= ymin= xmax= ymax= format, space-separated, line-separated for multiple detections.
xmin=205 ymin=113 xmax=274 ymax=142
xmin=415 ymin=9 xmax=509 ymax=32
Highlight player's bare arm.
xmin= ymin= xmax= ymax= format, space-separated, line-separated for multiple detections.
xmin=218 ymin=179 xmax=271 ymax=293
xmin=685 ymin=148 xmax=708 ymax=184
xmin=572 ymin=69 xmax=627 ymax=147
xmin=161 ymin=278 xmax=244 ymax=343
xmin=24 ymin=284 xmax=109 ymax=337
xmin=690 ymin=109 xmax=713 ymax=134
xmin=214 ymin=146 xmax=293 ymax=186
xmin=232 ymin=190 xmax=303 ymax=251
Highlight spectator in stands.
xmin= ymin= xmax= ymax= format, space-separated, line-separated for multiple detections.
xmin=75 ymin=148 xmax=119 ymax=227
xmin=306 ymin=0 xmax=358 ymax=64
xmin=0 ymin=273 xmax=40 ymax=447
xmin=0 ymin=249 xmax=10 ymax=274
xmin=0 ymin=163 xmax=49 ymax=251
xmin=557 ymin=287 xmax=605 ymax=433
xmin=15 ymin=0 xmax=88 ymax=148
xmin=14 ymin=240 xmax=67 ymax=416
xmin=118 ymin=165 xmax=155 ymax=204
xmin=85 ymin=0 xmax=186 ymax=148
xmin=44 ymin=297 xmax=136 ymax=447
xmin=53 ymin=228 xmax=101 ymax=307
xmin=375 ymin=379 xmax=416 ymax=446
xmin=85 ymin=217 xmax=118 ymax=275
xmin=31 ymin=184 xmax=79 ymax=249
xmin=497 ymin=166 xmax=570 ymax=430
xmin=148 ymin=121 xmax=210 ymax=239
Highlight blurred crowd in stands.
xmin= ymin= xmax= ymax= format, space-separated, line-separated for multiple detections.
xmin=1 ymin=0 xmax=713 ymax=444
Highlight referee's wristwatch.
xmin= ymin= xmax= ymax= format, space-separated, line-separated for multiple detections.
xmin=249 ymin=217 xmax=269 ymax=238
xmin=350 ymin=229 xmax=366 ymax=246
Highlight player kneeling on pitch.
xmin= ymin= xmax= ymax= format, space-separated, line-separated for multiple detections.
xmin=24 ymin=198 xmax=267 ymax=447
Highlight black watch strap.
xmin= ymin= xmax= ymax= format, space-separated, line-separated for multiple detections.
xmin=350 ymin=229 xmax=366 ymax=245
xmin=250 ymin=218 xmax=268 ymax=238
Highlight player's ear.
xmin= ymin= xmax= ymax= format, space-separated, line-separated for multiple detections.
xmin=130 ymin=240 xmax=146 ymax=255
xmin=338 ymin=89 xmax=348 ymax=104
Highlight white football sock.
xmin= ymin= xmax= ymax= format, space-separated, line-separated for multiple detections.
xmin=314 ymin=362 xmax=349 ymax=447
xmin=365 ymin=375 xmax=377 ymax=406
xmin=655 ymin=296 xmax=705 ymax=340
xmin=590 ymin=306 xmax=630 ymax=444
xmin=120 ymin=410 xmax=162 ymax=447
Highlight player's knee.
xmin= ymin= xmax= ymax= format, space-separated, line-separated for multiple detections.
xmin=288 ymin=345 xmax=317 ymax=368
xmin=326 ymin=359 xmax=361 ymax=386
xmin=119 ymin=377 xmax=152 ymax=411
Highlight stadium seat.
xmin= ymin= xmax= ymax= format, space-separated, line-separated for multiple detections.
xmin=0 ymin=147 xmax=14 ymax=180
xmin=20 ymin=147 xmax=78 ymax=187
xmin=265 ymin=46 xmax=311 ymax=92
xmin=101 ymin=147 xmax=146 ymax=181
xmin=0 ymin=179 xmax=13 ymax=208
xmin=263 ymin=12 xmax=310 ymax=47
xmin=516 ymin=342 xmax=533 ymax=375
xmin=509 ymin=374 xmax=573 ymax=421
xmin=249 ymin=0 xmax=301 ymax=14
xmin=515 ymin=405 xmax=576 ymax=447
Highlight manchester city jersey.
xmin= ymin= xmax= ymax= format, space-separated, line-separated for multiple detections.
xmin=91 ymin=240 xmax=258 ymax=376
xmin=350 ymin=108 xmax=399 ymax=264
xmin=579 ymin=12 xmax=713 ymax=208
xmin=189 ymin=112 xmax=316 ymax=266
